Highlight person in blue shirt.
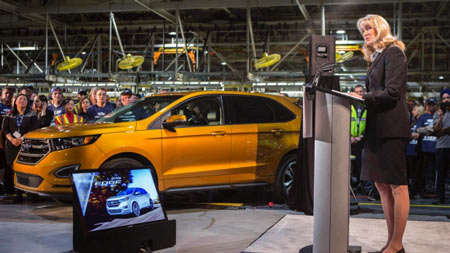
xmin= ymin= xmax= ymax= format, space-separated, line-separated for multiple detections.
xmin=48 ymin=86 xmax=65 ymax=118
xmin=86 ymin=88 xmax=116 ymax=121
xmin=415 ymin=98 xmax=438 ymax=195
xmin=0 ymin=87 xmax=14 ymax=116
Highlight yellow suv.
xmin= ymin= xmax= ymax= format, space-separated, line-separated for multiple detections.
xmin=14 ymin=91 xmax=301 ymax=201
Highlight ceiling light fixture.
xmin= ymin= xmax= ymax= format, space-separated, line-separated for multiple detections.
xmin=336 ymin=30 xmax=346 ymax=34
xmin=439 ymin=76 xmax=444 ymax=80
xmin=221 ymin=62 xmax=227 ymax=66
xmin=168 ymin=31 xmax=177 ymax=36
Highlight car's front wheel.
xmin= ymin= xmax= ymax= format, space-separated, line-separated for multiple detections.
xmin=273 ymin=153 xmax=297 ymax=202
xmin=149 ymin=198 xmax=154 ymax=210
xmin=100 ymin=157 xmax=144 ymax=169
xmin=132 ymin=201 xmax=140 ymax=217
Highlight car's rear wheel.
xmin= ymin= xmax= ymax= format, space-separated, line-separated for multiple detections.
xmin=100 ymin=157 xmax=144 ymax=169
xmin=273 ymin=153 xmax=297 ymax=202
xmin=132 ymin=202 xmax=140 ymax=217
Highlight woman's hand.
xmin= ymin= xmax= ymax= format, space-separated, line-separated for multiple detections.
xmin=349 ymin=92 xmax=363 ymax=99
xmin=11 ymin=137 xmax=22 ymax=147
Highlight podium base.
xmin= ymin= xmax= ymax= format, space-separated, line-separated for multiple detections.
xmin=299 ymin=245 xmax=361 ymax=253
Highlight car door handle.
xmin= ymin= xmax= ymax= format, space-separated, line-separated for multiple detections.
xmin=271 ymin=129 xmax=284 ymax=136
xmin=210 ymin=131 xmax=227 ymax=136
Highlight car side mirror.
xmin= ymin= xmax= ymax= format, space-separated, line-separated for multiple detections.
xmin=163 ymin=115 xmax=187 ymax=131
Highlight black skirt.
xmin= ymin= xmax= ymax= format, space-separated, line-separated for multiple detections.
xmin=361 ymin=138 xmax=408 ymax=185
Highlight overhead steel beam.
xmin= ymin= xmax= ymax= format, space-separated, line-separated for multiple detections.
xmin=405 ymin=31 xmax=422 ymax=51
xmin=321 ymin=5 xmax=326 ymax=35
xmin=23 ymin=49 xmax=43 ymax=73
xmin=4 ymin=43 xmax=27 ymax=69
xmin=397 ymin=0 xmax=402 ymax=40
xmin=269 ymin=34 xmax=310 ymax=71
xmin=295 ymin=0 xmax=311 ymax=21
xmin=48 ymin=19 xmax=66 ymax=60
xmin=209 ymin=48 xmax=238 ymax=73
xmin=134 ymin=0 xmax=176 ymax=24
xmin=176 ymin=9 xmax=193 ymax=72
xmin=20 ymin=0 xmax=442 ymax=14
xmin=436 ymin=0 xmax=449 ymax=17
xmin=407 ymin=49 xmax=418 ymax=65
xmin=110 ymin=13 xmax=126 ymax=57
xmin=435 ymin=31 xmax=450 ymax=50
xmin=81 ymin=36 xmax=100 ymax=72
xmin=247 ymin=8 xmax=257 ymax=60
xmin=222 ymin=8 xmax=238 ymax=19
xmin=0 ymin=0 xmax=51 ymax=24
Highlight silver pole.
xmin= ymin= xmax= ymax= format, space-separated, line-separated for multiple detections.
xmin=48 ymin=19 xmax=66 ymax=60
xmin=109 ymin=12 xmax=112 ymax=74
xmin=195 ymin=37 xmax=199 ymax=71
xmin=5 ymin=43 xmax=27 ymax=68
xmin=175 ymin=9 xmax=179 ymax=76
xmin=321 ymin=5 xmax=326 ymax=36
xmin=176 ymin=9 xmax=192 ymax=72
xmin=97 ymin=35 xmax=102 ymax=74
xmin=151 ymin=34 xmax=155 ymax=72
xmin=397 ymin=0 xmax=403 ymax=40
xmin=45 ymin=13 xmax=48 ymax=75
xmin=247 ymin=8 xmax=257 ymax=59
xmin=110 ymin=12 xmax=126 ymax=57
xmin=270 ymin=34 xmax=309 ymax=72
xmin=1 ymin=42 xmax=3 ymax=68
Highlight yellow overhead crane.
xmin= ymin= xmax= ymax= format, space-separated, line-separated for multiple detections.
xmin=153 ymin=47 xmax=198 ymax=71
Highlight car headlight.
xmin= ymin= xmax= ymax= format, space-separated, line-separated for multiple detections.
xmin=119 ymin=197 xmax=129 ymax=202
xmin=51 ymin=135 xmax=100 ymax=151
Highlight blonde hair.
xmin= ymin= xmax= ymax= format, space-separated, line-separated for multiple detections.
xmin=412 ymin=104 xmax=424 ymax=119
xmin=357 ymin=14 xmax=405 ymax=62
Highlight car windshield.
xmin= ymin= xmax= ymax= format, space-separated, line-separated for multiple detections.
xmin=117 ymin=188 xmax=134 ymax=196
xmin=96 ymin=95 xmax=183 ymax=123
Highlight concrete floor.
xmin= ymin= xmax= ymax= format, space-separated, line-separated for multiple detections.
xmin=245 ymin=214 xmax=450 ymax=253
xmin=0 ymin=189 xmax=449 ymax=253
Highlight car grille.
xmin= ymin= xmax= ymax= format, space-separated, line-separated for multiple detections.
xmin=17 ymin=138 xmax=51 ymax=165
xmin=107 ymin=200 xmax=120 ymax=207
xmin=108 ymin=209 xmax=122 ymax=214
xmin=16 ymin=172 xmax=44 ymax=188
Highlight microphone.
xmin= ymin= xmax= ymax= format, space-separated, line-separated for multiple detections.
xmin=308 ymin=52 xmax=356 ymax=88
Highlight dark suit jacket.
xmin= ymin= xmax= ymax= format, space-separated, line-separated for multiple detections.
xmin=1 ymin=111 xmax=40 ymax=165
xmin=363 ymin=45 xmax=411 ymax=139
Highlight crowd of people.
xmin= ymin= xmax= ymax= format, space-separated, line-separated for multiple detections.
xmin=0 ymin=86 xmax=141 ymax=202
xmin=351 ymin=86 xmax=450 ymax=205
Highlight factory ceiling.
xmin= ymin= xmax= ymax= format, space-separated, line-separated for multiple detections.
xmin=0 ymin=0 xmax=449 ymax=91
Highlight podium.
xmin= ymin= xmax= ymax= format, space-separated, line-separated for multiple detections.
xmin=300 ymin=85 xmax=364 ymax=253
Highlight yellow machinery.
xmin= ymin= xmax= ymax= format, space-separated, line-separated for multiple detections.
xmin=56 ymin=56 xmax=83 ymax=71
xmin=254 ymin=53 xmax=281 ymax=69
xmin=118 ymin=54 xmax=145 ymax=70
xmin=153 ymin=48 xmax=197 ymax=71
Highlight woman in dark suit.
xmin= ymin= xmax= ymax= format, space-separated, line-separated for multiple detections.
xmin=2 ymin=94 xmax=40 ymax=202
xmin=352 ymin=15 xmax=410 ymax=253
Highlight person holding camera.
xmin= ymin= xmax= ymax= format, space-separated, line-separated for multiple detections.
xmin=433 ymin=89 xmax=450 ymax=205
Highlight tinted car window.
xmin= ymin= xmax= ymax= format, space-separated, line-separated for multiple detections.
xmin=117 ymin=188 xmax=134 ymax=196
xmin=228 ymin=96 xmax=275 ymax=124
xmin=169 ymin=96 xmax=223 ymax=127
xmin=262 ymin=97 xmax=296 ymax=122
xmin=97 ymin=96 xmax=182 ymax=123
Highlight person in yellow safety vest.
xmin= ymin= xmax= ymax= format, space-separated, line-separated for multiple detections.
xmin=73 ymin=90 xmax=87 ymax=115
xmin=55 ymin=97 xmax=84 ymax=125
xmin=350 ymin=85 xmax=367 ymax=193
